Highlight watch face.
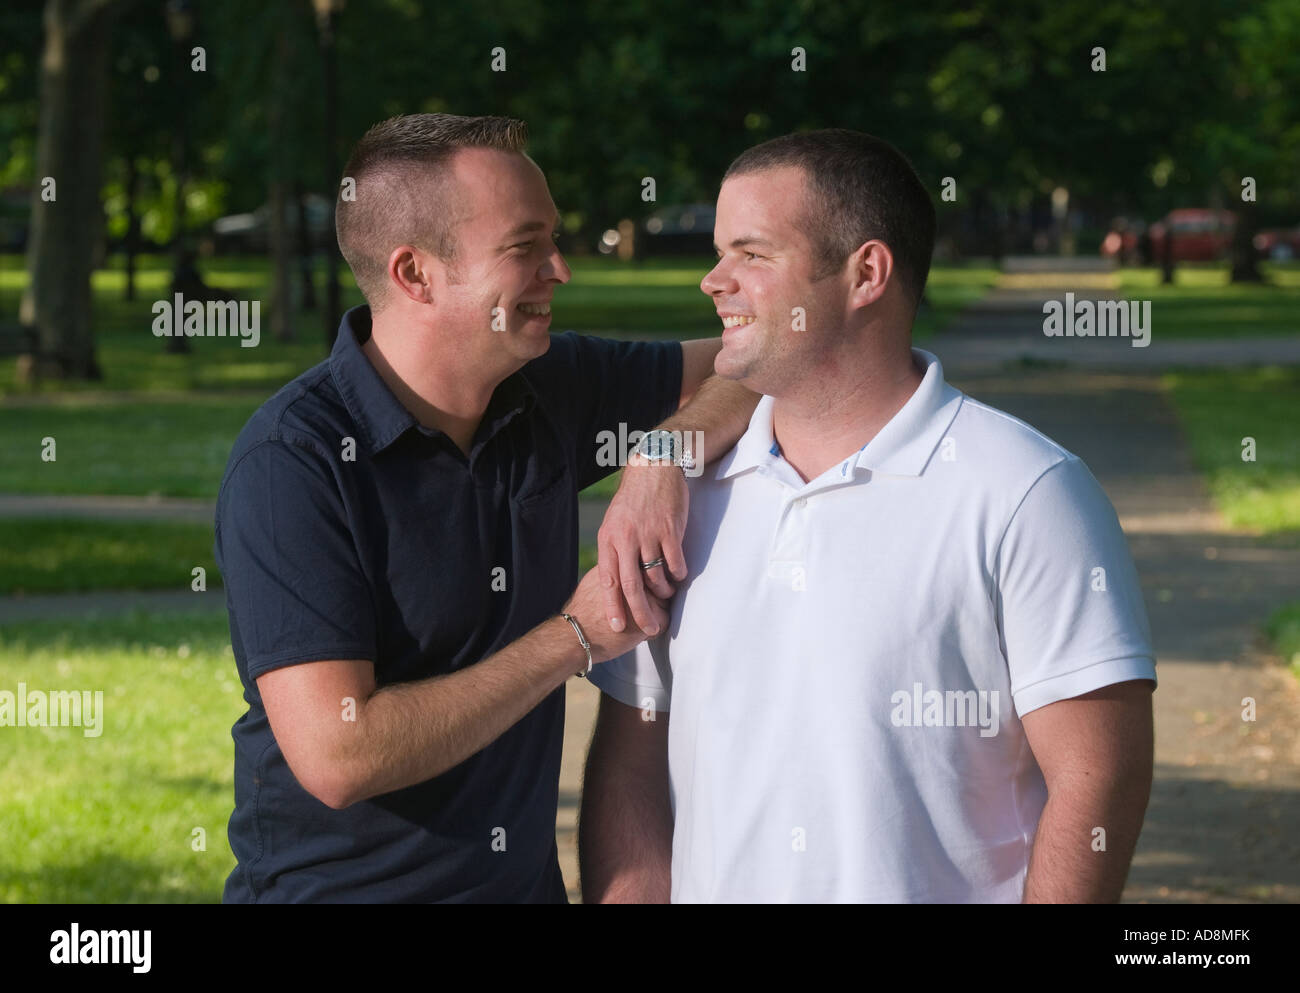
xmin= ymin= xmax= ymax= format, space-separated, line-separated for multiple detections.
xmin=639 ymin=430 xmax=676 ymax=461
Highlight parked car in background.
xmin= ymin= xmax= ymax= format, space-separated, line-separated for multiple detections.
xmin=211 ymin=193 xmax=334 ymax=253
xmin=598 ymin=203 xmax=715 ymax=257
xmin=1100 ymin=216 xmax=1146 ymax=265
xmin=1253 ymin=226 xmax=1300 ymax=261
xmin=1148 ymin=208 xmax=1236 ymax=263
xmin=1102 ymin=208 xmax=1252 ymax=265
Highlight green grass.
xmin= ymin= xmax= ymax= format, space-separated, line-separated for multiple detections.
xmin=1116 ymin=262 xmax=1300 ymax=338
xmin=1265 ymin=602 xmax=1300 ymax=679
xmin=0 ymin=611 xmax=242 ymax=902
xmin=1163 ymin=366 xmax=1300 ymax=533
xmin=0 ymin=395 xmax=259 ymax=497
xmin=0 ymin=519 xmax=219 ymax=594
xmin=0 ymin=254 xmax=341 ymax=396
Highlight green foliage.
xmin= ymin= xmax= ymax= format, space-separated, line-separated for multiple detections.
xmin=1265 ymin=601 xmax=1300 ymax=677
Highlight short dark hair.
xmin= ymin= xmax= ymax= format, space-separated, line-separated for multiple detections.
xmin=723 ymin=129 xmax=935 ymax=313
xmin=336 ymin=113 xmax=529 ymax=308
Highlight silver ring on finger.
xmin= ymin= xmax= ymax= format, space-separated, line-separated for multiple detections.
xmin=639 ymin=556 xmax=667 ymax=571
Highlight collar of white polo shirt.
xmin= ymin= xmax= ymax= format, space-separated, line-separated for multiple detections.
xmin=715 ymin=348 xmax=964 ymax=484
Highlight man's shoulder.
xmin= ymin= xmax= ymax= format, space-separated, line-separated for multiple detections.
xmin=947 ymin=393 xmax=1077 ymax=489
xmin=220 ymin=359 xmax=348 ymax=492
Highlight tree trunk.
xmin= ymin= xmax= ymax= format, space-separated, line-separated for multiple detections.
xmin=268 ymin=180 xmax=294 ymax=341
xmin=1229 ymin=212 xmax=1263 ymax=283
xmin=293 ymin=179 xmax=317 ymax=312
xmin=124 ymin=154 xmax=138 ymax=301
xmin=268 ymin=19 xmax=294 ymax=341
xmin=20 ymin=0 xmax=120 ymax=382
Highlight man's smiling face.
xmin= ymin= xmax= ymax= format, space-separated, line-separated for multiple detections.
xmin=700 ymin=165 xmax=845 ymax=395
xmin=435 ymin=147 xmax=571 ymax=366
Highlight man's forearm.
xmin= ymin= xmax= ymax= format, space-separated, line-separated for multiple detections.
xmin=336 ymin=616 xmax=585 ymax=807
xmin=1022 ymin=774 xmax=1151 ymax=902
xmin=579 ymin=702 xmax=674 ymax=903
xmin=655 ymin=375 xmax=759 ymax=466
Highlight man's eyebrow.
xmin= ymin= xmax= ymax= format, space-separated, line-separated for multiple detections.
xmin=715 ymin=235 xmax=776 ymax=252
xmin=503 ymin=214 xmax=563 ymax=240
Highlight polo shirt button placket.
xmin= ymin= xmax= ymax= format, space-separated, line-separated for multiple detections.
xmin=768 ymin=492 xmax=809 ymax=591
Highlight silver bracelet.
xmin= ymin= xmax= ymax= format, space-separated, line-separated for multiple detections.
xmin=560 ymin=612 xmax=593 ymax=677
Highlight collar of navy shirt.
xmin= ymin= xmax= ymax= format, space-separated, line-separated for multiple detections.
xmin=329 ymin=305 xmax=537 ymax=461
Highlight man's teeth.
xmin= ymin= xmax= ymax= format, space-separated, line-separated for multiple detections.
xmin=517 ymin=302 xmax=551 ymax=316
xmin=722 ymin=315 xmax=756 ymax=328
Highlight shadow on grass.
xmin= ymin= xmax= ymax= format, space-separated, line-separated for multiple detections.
xmin=0 ymin=851 xmax=223 ymax=904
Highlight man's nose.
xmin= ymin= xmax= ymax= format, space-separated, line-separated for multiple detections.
xmin=700 ymin=259 xmax=734 ymax=296
xmin=543 ymin=244 xmax=572 ymax=284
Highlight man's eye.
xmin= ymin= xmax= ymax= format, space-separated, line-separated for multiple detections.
xmin=745 ymin=251 xmax=763 ymax=261
xmin=512 ymin=242 xmax=533 ymax=252
xmin=551 ymin=230 xmax=561 ymax=243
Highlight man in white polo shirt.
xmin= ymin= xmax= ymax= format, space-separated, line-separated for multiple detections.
xmin=578 ymin=130 xmax=1156 ymax=903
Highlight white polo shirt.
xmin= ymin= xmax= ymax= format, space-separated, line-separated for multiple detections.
xmin=590 ymin=348 xmax=1156 ymax=903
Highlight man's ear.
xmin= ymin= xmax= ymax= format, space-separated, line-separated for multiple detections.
xmin=846 ymin=240 xmax=893 ymax=311
xmin=387 ymin=245 xmax=438 ymax=306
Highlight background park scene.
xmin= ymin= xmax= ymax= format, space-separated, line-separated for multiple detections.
xmin=0 ymin=0 xmax=1297 ymax=903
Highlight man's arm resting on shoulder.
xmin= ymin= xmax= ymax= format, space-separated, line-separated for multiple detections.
xmin=578 ymin=694 xmax=673 ymax=903
xmin=1020 ymin=678 xmax=1155 ymax=903
xmin=256 ymin=571 xmax=668 ymax=810
xmin=599 ymin=336 xmax=759 ymax=634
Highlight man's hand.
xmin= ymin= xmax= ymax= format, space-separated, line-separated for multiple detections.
xmin=596 ymin=458 xmax=688 ymax=635
xmin=565 ymin=563 xmax=670 ymax=661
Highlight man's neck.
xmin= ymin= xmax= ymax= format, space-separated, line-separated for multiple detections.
xmin=362 ymin=311 xmax=506 ymax=456
xmin=770 ymin=345 xmax=923 ymax=484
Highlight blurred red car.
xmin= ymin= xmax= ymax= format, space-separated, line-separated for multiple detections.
xmin=1148 ymin=208 xmax=1236 ymax=262
xmin=1254 ymin=227 xmax=1300 ymax=261
xmin=1103 ymin=208 xmax=1239 ymax=264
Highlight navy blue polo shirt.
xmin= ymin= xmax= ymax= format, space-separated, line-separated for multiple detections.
xmin=216 ymin=306 xmax=682 ymax=903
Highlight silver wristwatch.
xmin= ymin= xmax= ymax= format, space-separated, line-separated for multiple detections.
xmin=633 ymin=429 xmax=696 ymax=471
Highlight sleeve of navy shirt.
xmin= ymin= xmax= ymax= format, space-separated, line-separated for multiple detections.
xmin=216 ymin=437 xmax=378 ymax=681
xmin=525 ymin=331 xmax=684 ymax=491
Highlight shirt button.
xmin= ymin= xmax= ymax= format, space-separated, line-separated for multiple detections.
xmin=795 ymin=498 xmax=806 ymax=508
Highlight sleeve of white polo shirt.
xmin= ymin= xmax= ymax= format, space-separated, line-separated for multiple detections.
xmin=589 ymin=633 xmax=673 ymax=714
xmin=995 ymin=454 xmax=1157 ymax=717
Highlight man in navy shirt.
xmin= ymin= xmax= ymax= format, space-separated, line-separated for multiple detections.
xmin=216 ymin=114 xmax=756 ymax=902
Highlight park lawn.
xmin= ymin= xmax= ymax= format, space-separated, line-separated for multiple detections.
xmin=1116 ymin=262 xmax=1300 ymax=337
xmin=1163 ymin=366 xmax=1300 ymax=534
xmin=0 ymin=611 xmax=242 ymax=903
xmin=0 ymin=394 xmax=261 ymax=497
xmin=1265 ymin=603 xmax=1300 ymax=679
xmin=0 ymin=519 xmax=219 ymax=595
xmin=0 ymin=513 xmax=592 ymax=593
